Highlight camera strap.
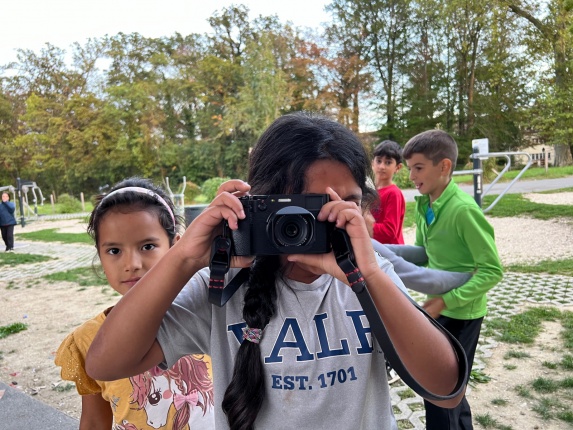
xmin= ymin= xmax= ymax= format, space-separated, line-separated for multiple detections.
xmin=330 ymin=228 xmax=469 ymax=402
xmin=208 ymin=235 xmax=250 ymax=307
xmin=207 ymin=228 xmax=468 ymax=401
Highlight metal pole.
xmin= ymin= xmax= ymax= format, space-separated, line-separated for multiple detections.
xmin=16 ymin=177 xmax=26 ymax=227
xmin=472 ymin=147 xmax=483 ymax=207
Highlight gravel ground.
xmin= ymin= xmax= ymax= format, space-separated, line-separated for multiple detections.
xmin=403 ymin=191 xmax=573 ymax=265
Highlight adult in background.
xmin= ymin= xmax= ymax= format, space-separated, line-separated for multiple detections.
xmin=0 ymin=191 xmax=17 ymax=251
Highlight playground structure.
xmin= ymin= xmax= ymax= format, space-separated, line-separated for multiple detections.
xmin=164 ymin=176 xmax=186 ymax=217
xmin=1 ymin=179 xmax=46 ymax=227
xmin=455 ymin=138 xmax=532 ymax=213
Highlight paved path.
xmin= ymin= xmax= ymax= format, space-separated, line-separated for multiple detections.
xmin=6 ymin=241 xmax=95 ymax=280
xmin=2 ymin=226 xmax=573 ymax=427
xmin=0 ymin=381 xmax=78 ymax=429
xmin=402 ymin=176 xmax=573 ymax=202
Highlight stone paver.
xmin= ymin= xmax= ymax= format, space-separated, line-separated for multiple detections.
xmin=7 ymin=241 xmax=95 ymax=280
xmin=391 ymin=271 xmax=573 ymax=429
xmin=5 ymin=235 xmax=573 ymax=428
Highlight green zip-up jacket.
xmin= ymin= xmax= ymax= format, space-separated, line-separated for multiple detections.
xmin=414 ymin=180 xmax=503 ymax=320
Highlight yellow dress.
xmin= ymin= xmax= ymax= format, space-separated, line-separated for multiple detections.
xmin=55 ymin=308 xmax=215 ymax=430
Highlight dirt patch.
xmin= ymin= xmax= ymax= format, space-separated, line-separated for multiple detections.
xmin=470 ymin=308 xmax=573 ymax=430
xmin=524 ymin=191 xmax=573 ymax=206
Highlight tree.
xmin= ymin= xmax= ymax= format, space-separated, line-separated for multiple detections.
xmin=506 ymin=0 xmax=573 ymax=161
xmin=327 ymin=0 xmax=412 ymax=138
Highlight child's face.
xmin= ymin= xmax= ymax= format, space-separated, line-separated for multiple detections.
xmin=405 ymin=153 xmax=451 ymax=201
xmin=97 ymin=209 xmax=172 ymax=295
xmin=304 ymin=159 xmax=362 ymax=205
xmin=371 ymin=156 xmax=402 ymax=182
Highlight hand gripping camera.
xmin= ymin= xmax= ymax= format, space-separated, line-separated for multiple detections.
xmin=227 ymin=194 xmax=334 ymax=256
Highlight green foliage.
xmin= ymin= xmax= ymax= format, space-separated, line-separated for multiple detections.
xmin=484 ymin=193 xmax=573 ymax=220
xmin=201 ymin=177 xmax=231 ymax=202
xmin=1 ymin=1 xmax=573 ymax=196
xmin=394 ymin=168 xmax=413 ymax=189
xmin=505 ymin=257 xmax=573 ymax=277
xmin=489 ymin=307 xmax=562 ymax=344
xmin=563 ymin=354 xmax=573 ymax=370
xmin=531 ymin=377 xmax=560 ymax=393
xmin=16 ymin=228 xmax=92 ymax=244
xmin=0 ymin=323 xmax=27 ymax=339
xmin=403 ymin=202 xmax=416 ymax=229
xmin=184 ymin=181 xmax=202 ymax=204
xmin=475 ymin=413 xmax=500 ymax=428
xmin=57 ymin=194 xmax=83 ymax=213
xmin=503 ymin=350 xmax=531 ymax=359
xmin=52 ymin=382 xmax=75 ymax=392
xmin=0 ymin=252 xmax=53 ymax=265
xmin=470 ymin=369 xmax=492 ymax=385
xmin=44 ymin=267 xmax=107 ymax=287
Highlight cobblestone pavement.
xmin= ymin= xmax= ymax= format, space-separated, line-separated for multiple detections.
xmin=6 ymin=237 xmax=573 ymax=429
xmin=6 ymin=241 xmax=95 ymax=281
xmin=391 ymin=272 xmax=573 ymax=429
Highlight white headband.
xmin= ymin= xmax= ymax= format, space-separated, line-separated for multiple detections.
xmin=101 ymin=186 xmax=176 ymax=226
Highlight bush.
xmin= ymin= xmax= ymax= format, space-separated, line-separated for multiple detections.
xmin=201 ymin=177 xmax=231 ymax=202
xmin=184 ymin=181 xmax=202 ymax=204
xmin=57 ymin=194 xmax=83 ymax=213
xmin=394 ymin=168 xmax=414 ymax=189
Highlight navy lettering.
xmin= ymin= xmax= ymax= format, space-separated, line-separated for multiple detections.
xmin=265 ymin=318 xmax=314 ymax=363
xmin=346 ymin=310 xmax=373 ymax=354
xmin=314 ymin=313 xmax=350 ymax=359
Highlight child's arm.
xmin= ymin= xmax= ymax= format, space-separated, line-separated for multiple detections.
xmin=79 ymin=394 xmax=112 ymax=430
xmin=86 ymin=180 xmax=252 ymax=381
xmin=383 ymin=243 xmax=428 ymax=264
xmin=292 ymin=188 xmax=465 ymax=408
xmin=373 ymin=240 xmax=472 ymax=294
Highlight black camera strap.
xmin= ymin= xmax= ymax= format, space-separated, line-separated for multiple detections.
xmin=330 ymin=228 xmax=468 ymax=402
xmin=207 ymin=229 xmax=468 ymax=401
xmin=208 ymin=235 xmax=250 ymax=306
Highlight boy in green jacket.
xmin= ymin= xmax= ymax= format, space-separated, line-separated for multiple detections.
xmin=403 ymin=129 xmax=503 ymax=430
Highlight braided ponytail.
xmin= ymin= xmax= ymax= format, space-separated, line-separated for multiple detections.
xmin=221 ymin=256 xmax=279 ymax=430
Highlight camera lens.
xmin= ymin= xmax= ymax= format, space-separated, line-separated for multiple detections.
xmin=274 ymin=215 xmax=311 ymax=247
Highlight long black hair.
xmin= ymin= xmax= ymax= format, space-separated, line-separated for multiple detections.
xmin=221 ymin=112 xmax=375 ymax=429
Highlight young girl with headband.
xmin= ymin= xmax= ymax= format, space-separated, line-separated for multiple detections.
xmin=55 ymin=177 xmax=214 ymax=430
xmin=86 ymin=113 xmax=467 ymax=430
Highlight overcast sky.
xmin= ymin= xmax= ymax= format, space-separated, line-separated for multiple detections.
xmin=0 ymin=0 xmax=330 ymax=65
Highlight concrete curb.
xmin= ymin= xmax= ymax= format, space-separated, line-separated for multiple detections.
xmin=0 ymin=381 xmax=78 ymax=429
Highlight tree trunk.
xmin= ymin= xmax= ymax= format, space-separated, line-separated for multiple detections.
xmin=553 ymin=144 xmax=573 ymax=166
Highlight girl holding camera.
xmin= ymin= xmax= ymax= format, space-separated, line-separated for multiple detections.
xmin=87 ymin=112 xmax=466 ymax=430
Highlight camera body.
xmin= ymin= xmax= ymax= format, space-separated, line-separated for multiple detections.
xmin=228 ymin=194 xmax=334 ymax=256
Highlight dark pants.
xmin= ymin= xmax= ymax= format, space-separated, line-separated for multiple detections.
xmin=1 ymin=224 xmax=15 ymax=250
xmin=424 ymin=316 xmax=484 ymax=430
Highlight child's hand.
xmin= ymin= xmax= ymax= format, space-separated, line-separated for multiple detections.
xmin=176 ymin=180 xmax=252 ymax=268
xmin=287 ymin=187 xmax=379 ymax=284
xmin=423 ymin=297 xmax=446 ymax=318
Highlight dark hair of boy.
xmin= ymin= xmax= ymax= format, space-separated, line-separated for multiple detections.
xmin=372 ymin=140 xmax=403 ymax=164
xmin=402 ymin=130 xmax=458 ymax=175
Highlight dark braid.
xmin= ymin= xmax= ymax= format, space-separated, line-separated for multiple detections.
xmin=221 ymin=256 xmax=280 ymax=430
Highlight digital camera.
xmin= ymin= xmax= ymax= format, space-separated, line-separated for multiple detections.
xmin=228 ymin=194 xmax=334 ymax=256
